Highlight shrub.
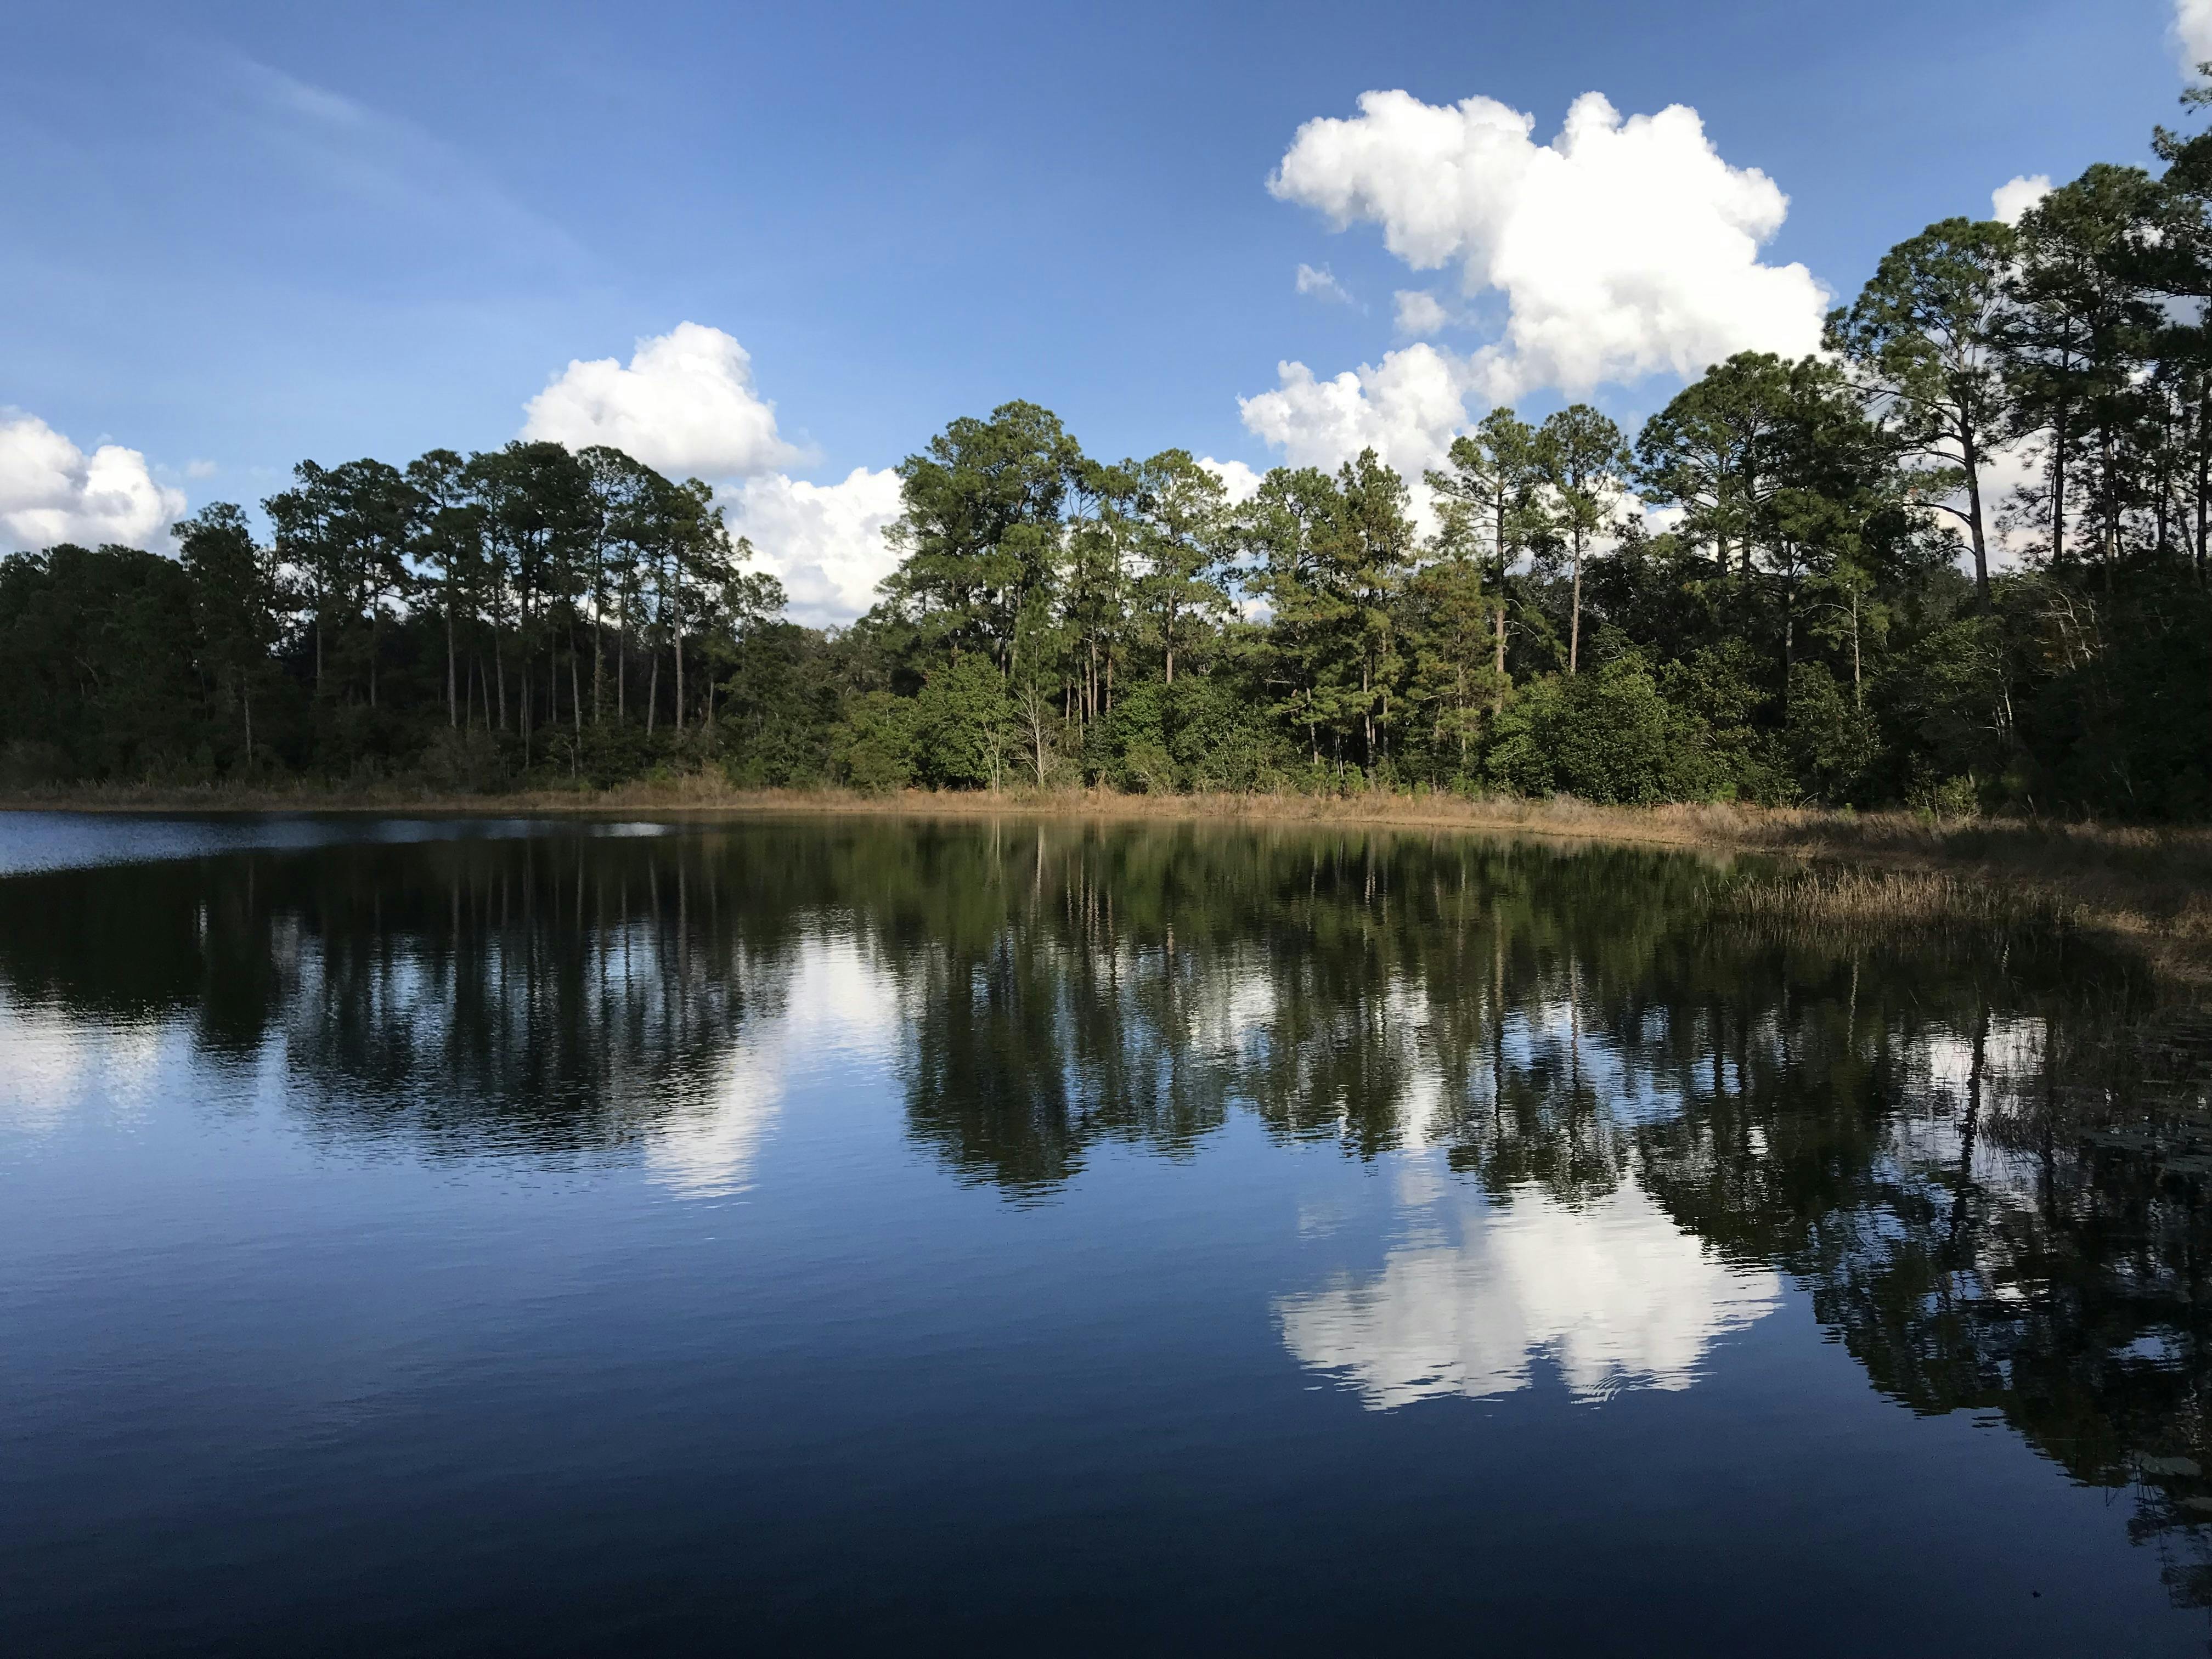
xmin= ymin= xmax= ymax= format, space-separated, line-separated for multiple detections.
xmin=417 ymin=727 xmax=509 ymax=794
xmin=1785 ymin=661 xmax=1881 ymax=805
xmin=1486 ymin=662 xmax=1679 ymax=804
xmin=912 ymin=656 xmax=1012 ymax=787
xmin=832 ymin=691 xmax=918 ymax=793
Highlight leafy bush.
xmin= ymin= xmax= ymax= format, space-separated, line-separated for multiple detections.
xmin=1785 ymin=661 xmax=1881 ymax=805
xmin=913 ymin=656 xmax=1012 ymax=788
xmin=832 ymin=691 xmax=917 ymax=793
xmin=1486 ymin=662 xmax=1683 ymax=804
xmin=417 ymin=728 xmax=509 ymax=794
xmin=1168 ymin=673 xmax=1288 ymax=792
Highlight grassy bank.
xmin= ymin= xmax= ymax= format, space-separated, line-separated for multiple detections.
xmin=8 ymin=778 xmax=2211 ymax=974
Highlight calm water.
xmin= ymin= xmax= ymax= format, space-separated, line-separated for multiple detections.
xmin=3 ymin=811 xmax=2210 ymax=1656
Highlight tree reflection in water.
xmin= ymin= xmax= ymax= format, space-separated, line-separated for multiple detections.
xmin=0 ymin=814 xmax=2207 ymax=1607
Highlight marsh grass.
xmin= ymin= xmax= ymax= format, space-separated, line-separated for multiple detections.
xmin=1717 ymin=865 xmax=2089 ymax=943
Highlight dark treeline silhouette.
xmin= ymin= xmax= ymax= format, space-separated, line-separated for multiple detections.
xmin=10 ymin=98 xmax=2212 ymax=815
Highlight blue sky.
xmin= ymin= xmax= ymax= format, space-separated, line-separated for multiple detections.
xmin=0 ymin=1 xmax=2197 ymax=617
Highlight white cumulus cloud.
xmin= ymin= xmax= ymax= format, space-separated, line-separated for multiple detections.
xmin=1238 ymin=342 xmax=1477 ymax=484
xmin=722 ymin=466 xmax=904 ymax=627
xmin=1198 ymin=456 xmax=1266 ymax=504
xmin=1393 ymin=289 xmax=1452 ymax=337
xmin=1269 ymin=88 xmax=1827 ymax=399
xmin=0 ymin=412 xmax=186 ymax=553
xmin=2179 ymin=0 xmax=2212 ymax=71
xmin=1991 ymin=173 xmax=2052 ymax=226
xmin=525 ymin=324 xmax=909 ymax=625
xmin=522 ymin=322 xmax=808 ymax=480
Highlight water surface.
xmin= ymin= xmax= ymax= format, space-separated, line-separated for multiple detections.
xmin=3 ymin=812 xmax=2209 ymax=1655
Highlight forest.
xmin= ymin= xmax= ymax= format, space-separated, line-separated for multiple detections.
xmin=5 ymin=103 xmax=2212 ymax=817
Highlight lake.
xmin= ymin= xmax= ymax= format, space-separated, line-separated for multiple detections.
xmin=2 ymin=810 xmax=2209 ymax=1655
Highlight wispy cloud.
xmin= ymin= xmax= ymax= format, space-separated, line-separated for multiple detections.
xmin=1295 ymin=262 xmax=1358 ymax=307
xmin=211 ymin=51 xmax=584 ymax=270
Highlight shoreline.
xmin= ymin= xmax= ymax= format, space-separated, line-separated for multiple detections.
xmin=8 ymin=782 xmax=2210 ymax=975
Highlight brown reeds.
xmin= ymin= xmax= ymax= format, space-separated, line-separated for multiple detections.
xmin=1717 ymin=865 xmax=2087 ymax=942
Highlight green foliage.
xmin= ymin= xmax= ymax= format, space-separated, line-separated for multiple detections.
xmin=1657 ymin=641 xmax=1784 ymax=802
xmin=2018 ymin=584 xmax=2212 ymax=818
xmin=1487 ymin=662 xmax=1685 ymax=805
xmin=1785 ymin=662 xmax=1882 ymax=805
xmin=833 ymin=691 xmax=917 ymax=793
xmin=0 ymin=544 xmax=211 ymax=781
xmin=1170 ymin=672 xmax=1287 ymax=792
xmin=15 ymin=99 xmax=2212 ymax=820
xmin=912 ymin=654 xmax=1012 ymax=788
xmin=1875 ymin=613 xmax=2011 ymax=807
xmin=1824 ymin=216 xmax=2014 ymax=604
xmin=881 ymin=401 xmax=1081 ymax=671
xmin=714 ymin=622 xmax=838 ymax=786
xmin=1099 ymin=676 xmax=1172 ymax=792
xmin=1535 ymin=403 xmax=1629 ymax=674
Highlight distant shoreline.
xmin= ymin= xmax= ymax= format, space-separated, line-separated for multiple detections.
xmin=0 ymin=778 xmax=2201 ymax=853
xmin=7 ymin=782 xmax=2209 ymax=977
xmin=1 ymin=780 xmax=1790 ymax=841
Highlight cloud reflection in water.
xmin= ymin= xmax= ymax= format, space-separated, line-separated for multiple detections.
xmin=643 ymin=934 xmax=896 ymax=1198
xmin=1278 ymin=1169 xmax=1781 ymax=1407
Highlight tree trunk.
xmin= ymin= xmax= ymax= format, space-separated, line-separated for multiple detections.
xmin=672 ymin=568 xmax=686 ymax=735
xmin=2051 ymin=400 xmax=2069 ymax=566
xmin=1568 ymin=532 xmax=1583 ymax=676
xmin=1850 ymin=588 xmax=1861 ymax=704
xmin=1781 ymin=546 xmax=1797 ymax=687
xmin=1492 ymin=490 xmax=1509 ymax=710
xmin=2157 ymin=393 xmax=2175 ymax=562
xmin=1961 ymin=417 xmax=1990 ymax=612
xmin=520 ymin=594 xmax=533 ymax=764
xmin=2101 ymin=420 xmax=2119 ymax=584
xmin=445 ymin=568 xmax=458 ymax=729
xmin=1361 ymin=658 xmax=1373 ymax=771
xmin=2198 ymin=376 xmax=2210 ymax=587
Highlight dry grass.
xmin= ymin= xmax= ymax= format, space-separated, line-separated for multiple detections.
xmin=1718 ymin=866 xmax=2088 ymax=941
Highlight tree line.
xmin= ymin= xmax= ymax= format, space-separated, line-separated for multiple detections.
xmin=5 ymin=94 xmax=2212 ymax=815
